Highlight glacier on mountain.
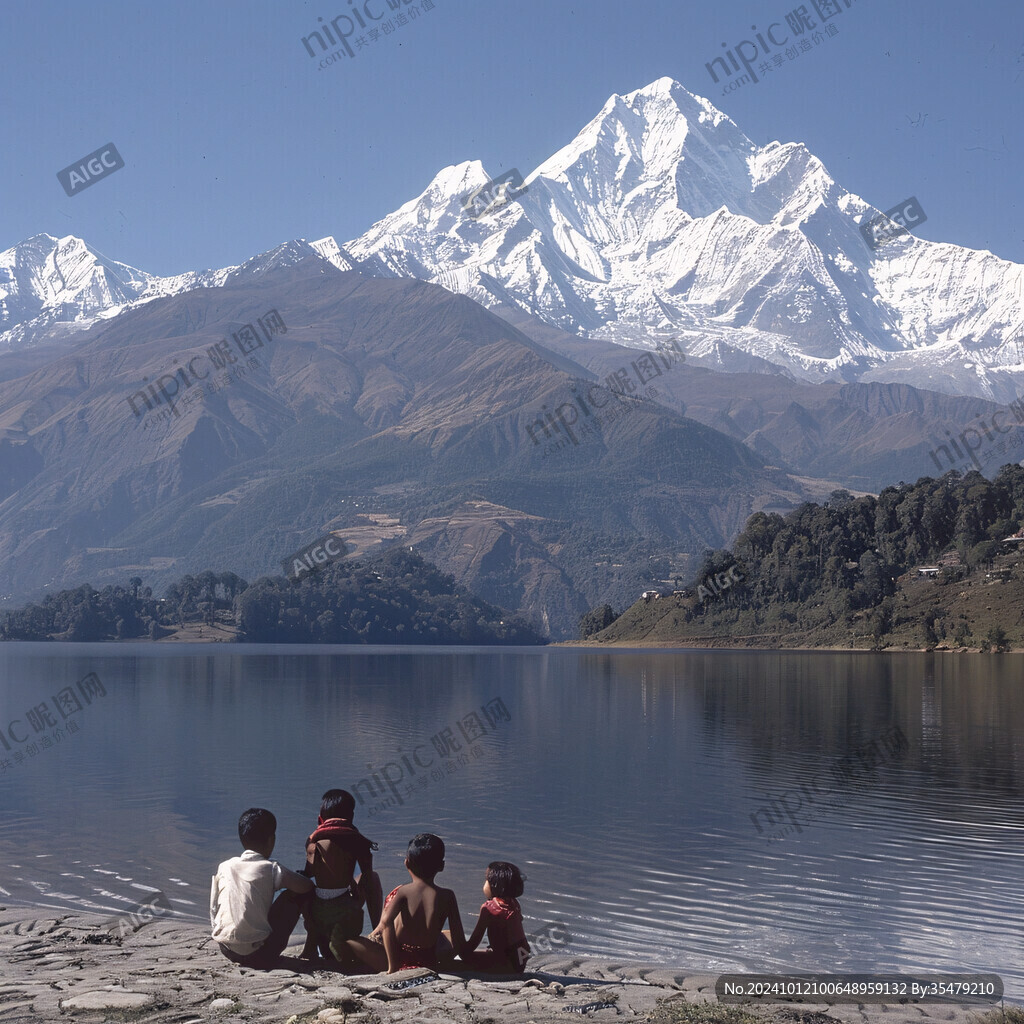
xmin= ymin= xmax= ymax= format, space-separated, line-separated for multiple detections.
xmin=341 ymin=77 xmax=1024 ymax=401
xmin=3 ymin=77 xmax=1022 ymax=401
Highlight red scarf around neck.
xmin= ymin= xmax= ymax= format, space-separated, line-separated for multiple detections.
xmin=307 ymin=817 xmax=378 ymax=850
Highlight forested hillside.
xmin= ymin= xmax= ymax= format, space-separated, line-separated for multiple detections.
xmin=0 ymin=549 xmax=544 ymax=645
xmin=591 ymin=466 xmax=1024 ymax=650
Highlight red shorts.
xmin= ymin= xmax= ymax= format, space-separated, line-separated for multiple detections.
xmin=460 ymin=939 xmax=530 ymax=974
xmin=396 ymin=943 xmax=438 ymax=970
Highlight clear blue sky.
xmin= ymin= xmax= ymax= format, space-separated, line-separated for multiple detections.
xmin=3 ymin=0 xmax=1022 ymax=277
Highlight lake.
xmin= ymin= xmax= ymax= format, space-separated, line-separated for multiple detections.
xmin=1 ymin=645 xmax=1022 ymax=997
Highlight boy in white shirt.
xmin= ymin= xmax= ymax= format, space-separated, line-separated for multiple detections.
xmin=211 ymin=808 xmax=313 ymax=968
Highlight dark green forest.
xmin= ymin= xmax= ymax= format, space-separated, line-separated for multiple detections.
xmin=591 ymin=466 xmax=1024 ymax=649
xmin=0 ymin=548 xmax=545 ymax=645
xmin=728 ymin=467 xmax=1023 ymax=610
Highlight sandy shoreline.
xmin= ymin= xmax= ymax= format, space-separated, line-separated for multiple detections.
xmin=0 ymin=905 xmax=1012 ymax=1024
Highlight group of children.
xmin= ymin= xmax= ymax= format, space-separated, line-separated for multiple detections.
xmin=210 ymin=789 xmax=531 ymax=975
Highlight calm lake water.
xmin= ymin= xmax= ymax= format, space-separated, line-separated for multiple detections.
xmin=1 ymin=645 xmax=1022 ymax=997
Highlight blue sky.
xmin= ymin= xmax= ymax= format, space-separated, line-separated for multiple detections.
xmin=3 ymin=0 xmax=1022 ymax=277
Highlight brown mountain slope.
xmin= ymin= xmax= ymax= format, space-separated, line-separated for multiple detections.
xmin=0 ymin=258 xmax=806 ymax=637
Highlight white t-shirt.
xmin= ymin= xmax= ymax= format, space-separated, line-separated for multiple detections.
xmin=210 ymin=850 xmax=286 ymax=954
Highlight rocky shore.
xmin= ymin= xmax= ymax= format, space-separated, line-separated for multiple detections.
xmin=0 ymin=905 xmax=1011 ymax=1024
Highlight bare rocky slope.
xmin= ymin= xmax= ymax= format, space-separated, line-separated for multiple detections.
xmin=0 ymin=259 xmax=803 ymax=638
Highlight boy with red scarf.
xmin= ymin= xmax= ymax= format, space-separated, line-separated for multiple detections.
xmin=301 ymin=789 xmax=383 ymax=961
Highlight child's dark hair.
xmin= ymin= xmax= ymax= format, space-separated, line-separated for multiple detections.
xmin=486 ymin=861 xmax=525 ymax=899
xmin=406 ymin=833 xmax=445 ymax=879
xmin=321 ymin=789 xmax=356 ymax=820
xmin=238 ymin=808 xmax=276 ymax=849
xmin=319 ymin=788 xmax=379 ymax=850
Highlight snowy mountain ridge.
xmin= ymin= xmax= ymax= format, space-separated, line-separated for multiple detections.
xmin=0 ymin=233 xmax=351 ymax=351
xmin=342 ymin=77 xmax=1024 ymax=400
xmin=3 ymin=77 xmax=1023 ymax=401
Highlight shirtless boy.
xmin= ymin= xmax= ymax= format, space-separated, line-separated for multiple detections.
xmin=302 ymin=789 xmax=383 ymax=961
xmin=346 ymin=833 xmax=465 ymax=974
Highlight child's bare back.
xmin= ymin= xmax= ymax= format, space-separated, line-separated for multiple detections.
xmin=346 ymin=833 xmax=465 ymax=974
xmin=387 ymin=876 xmax=457 ymax=950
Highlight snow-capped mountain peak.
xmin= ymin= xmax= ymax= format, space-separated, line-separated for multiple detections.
xmin=341 ymin=77 xmax=1024 ymax=400
xmin=4 ymin=77 xmax=1023 ymax=401
xmin=0 ymin=234 xmax=358 ymax=351
xmin=0 ymin=234 xmax=156 ymax=345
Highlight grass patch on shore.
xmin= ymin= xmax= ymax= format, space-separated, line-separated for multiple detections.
xmin=646 ymin=998 xmax=761 ymax=1024
xmin=971 ymin=1009 xmax=1024 ymax=1024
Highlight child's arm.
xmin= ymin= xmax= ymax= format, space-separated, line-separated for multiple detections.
xmin=279 ymin=864 xmax=314 ymax=894
xmin=377 ymin=889 xmax=405 ymax=972
xmin=368 ymin=884 xmax=401 ymax=943
xmin=301 ymin=840 xmax=316 ymax=878
xmin=463 ymin=905 xmax=489 ymax=953
xmin=209 ymin=873 xmax=220 ymax=929
xmin=382 ymin=919 xmax=401 ymax=973
xmin=444 ymin=890 xmax=467 ymax=956
xmin=356 ymin=848 xmax=382 ymax=927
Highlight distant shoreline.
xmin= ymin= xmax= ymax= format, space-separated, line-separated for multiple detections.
xmin=559 ymin=640 xmax=1024 ymax=653
xmin=5 ymin=630 xmax=1021 ymax=652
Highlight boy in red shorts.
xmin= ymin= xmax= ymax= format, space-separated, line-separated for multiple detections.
xmin=346 ymin=833 xmax=465 ymax=973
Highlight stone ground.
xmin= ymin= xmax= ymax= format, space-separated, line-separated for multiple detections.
xmin=0 ymin=906 xmax=1011 ymax=1024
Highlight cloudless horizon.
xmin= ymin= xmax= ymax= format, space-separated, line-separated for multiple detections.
xmin=3 ymin=0 xmax=1022 ymax=277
